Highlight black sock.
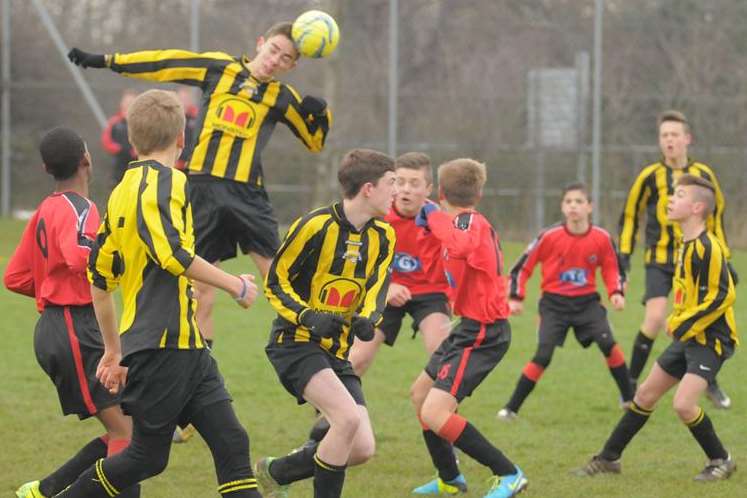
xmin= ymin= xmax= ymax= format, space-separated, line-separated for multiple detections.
xmin=454 ymin=422 xmax=515 ymax=476
xmin=39 ymin=436 xmax=108 ymax=496
xmin=686 ymin=409 xmax=728 ymax=460
xmin=505 ymin=375 xmax=537 ymax=413
xmin=313 ymin=454 xmax=346 ymax=498
xmin=422 ymin=430 xmax=460 ymax=482
xmin=309 ymin=417 xmax=330 ymax=442
xmin=609 ymin=364 xmax=634 ymax=401
xmin=270 ymin=441 xmax=318 ymax=485
xmin=629 ymin=332 xmax=654 ymax=380
xmin=600 ymin=402 xmax=653 ymax=460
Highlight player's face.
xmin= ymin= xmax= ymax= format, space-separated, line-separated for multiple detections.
xmin=394 ymin=167 xmax=432 ymax=217
xmin=659 ymin=121 xmax=691 ymax=164
xmin=561 ymin=189 xmax=592 ymax=223
xmin=253 ymin=35 xmax=298 ymax=80
xmin=368 ymin=171 xmax=397 ymax=217
xmin=667 ymin=185 xmax=693 ymax=222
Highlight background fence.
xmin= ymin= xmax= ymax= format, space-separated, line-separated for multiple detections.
xmin=3 ymin=0 xmax=747 ymax=246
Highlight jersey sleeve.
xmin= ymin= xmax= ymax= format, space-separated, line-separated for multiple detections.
xmin=264 ymin=215 xmax=324 ymax=324
xmin=669 ymin=238 xmax=734 ymax=341
xmin=277 ymin=84 xmax=332 ymax=153
xmin=357 ymin=223 xmax=396 ymax=325
xmin=427 ymin=211 xmax=482 ymax=259
xmin=3 ymin=216 xmax=37 ymax=297
xmin=599 ymin=231 xmax=625 ymax=297
xmin=509 ymin=233 xmax=544 ymax=300
xmin=88 ymin=213 xmax=124 ymax=292
xmin=618 ymin=168 xmax=653 ymax=260
xmin=109 ymin=50 xmax=234 ymax=89
xmin=136 ymin=169 xmax=195 ymax=276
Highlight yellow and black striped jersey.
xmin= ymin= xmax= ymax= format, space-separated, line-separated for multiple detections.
xmin=618 ymin=160 xmax=729 ymax=266
xmin=107 ymin=50 xmax=331 ymax=185
xmin=265 ymin=203 xmax=396 ymax=360
xmin=88 ymin=160 xmax=202 ymax=358
xmin=668 ymin=231 xmax=737 ymax=355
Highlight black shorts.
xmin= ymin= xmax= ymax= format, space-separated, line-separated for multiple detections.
xmin=265 ymin=338 xmax=365 ymax=406
xmin=643 ymin=263 xmax=675 ymax=303
xmin=119 ymin=348 xmax=231 ymax=434
xmin=537 ymin=293 xmax=615 ymax=349
xmin=656 ymin=339 xmax=732 ymax=383
xmin=34 ymin=305 xmax=120 ymax=420
xmin=189 ymin=175 xmax=280 ymax=262
xmin=425 ymin=318 xmax=511 ymax=402
xmin=379 ymin=292 xmax=451 ymax=346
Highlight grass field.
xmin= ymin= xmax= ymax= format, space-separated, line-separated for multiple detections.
xmin=1 ymin=217 xmax=745 ymax=498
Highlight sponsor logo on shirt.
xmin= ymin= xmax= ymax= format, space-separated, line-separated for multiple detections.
xmin=393 ymin=252 xmax=421 ymax=273
xmin=559 ymin=267 xmax=588 ymax=286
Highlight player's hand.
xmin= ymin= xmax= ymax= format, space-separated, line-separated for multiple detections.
xmin=300 ymin=96 xmax=327 ymax=117
xmin=96 ymin=351 xmax=127 ymax=394
xmin=386 ymin=283 xmax=412 ymax=307
xmin=299 ymin=310 xmax=346 ymax=338
xmin=727 ymin=262 xmax=739 ymax=286
xmin=415 ymin=200 xmax=439 ymax=229
xmin=233 ymin=274 xmax=258 ymax=309
xmin=610 ymin=293 xmax=625 ymax=311
xmin=508 ymin=299 xmax=523 ymax=316
xmin=350 ymin=315 xmax=375 ymax=341
xmin=67 ymin=48 xmax=107 ymax=68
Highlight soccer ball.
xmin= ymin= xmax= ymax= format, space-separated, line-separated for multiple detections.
xmin=291 ymin=10 xmax=340 ymax=58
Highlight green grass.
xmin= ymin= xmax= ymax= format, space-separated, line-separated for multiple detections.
xmin=1 ymin=217 xmax=745 ymax=497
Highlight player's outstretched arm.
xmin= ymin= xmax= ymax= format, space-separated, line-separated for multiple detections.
xmin=67 ymin=48 xmax=108 ymax=68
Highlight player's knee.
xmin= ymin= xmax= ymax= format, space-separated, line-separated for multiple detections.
xmin=329 ymin=408 xmax=361 ymax=439
xmin=137 ymin=448 xmax=170 ymax=479
xmin=634 ymin=383 xmax=658 ymax=409
xmin=349 ymin=435 xmax=376 ymax=465
xmin=671 ymin=396 xmax=698 ymax=422
xmin=532 ymin=343 xmax=554 ymax=368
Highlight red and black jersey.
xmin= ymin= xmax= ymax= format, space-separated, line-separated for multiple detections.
xmin=510 ymin=222 xmax=625 ymax=301
xmin=385 ymin=206 xmax=448 ymax=296
xmin=4 ymin=192 xmax=99 ymax=312
xmin=426 ymin=210 xmax=509 ymax=323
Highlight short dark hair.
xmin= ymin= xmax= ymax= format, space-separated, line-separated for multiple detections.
xmin=263 ymin=22 xmax=300 ymax=60
xmin=395 ymin=152 xmax=433 ymax=184
xmin=437 ymin=158 xmax=486 ymax=207
xmin=39 ymin=127 xmax=86 ymax=181
xmin=675 ymin=173 xmax=716 ymax=218
xmin=338 ymin=149 xmax=395 ymax=199
xmin=562 ymin=181 xmax=590 ymax=200
xmin=658 ymin=109 xmax=691 ymax=134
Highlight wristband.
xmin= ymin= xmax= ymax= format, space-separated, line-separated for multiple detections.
xmin=234 ymin=277 xmax=248 ymax=302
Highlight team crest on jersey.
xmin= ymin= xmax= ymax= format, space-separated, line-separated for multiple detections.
xmin=318 ymin=278 xmax=363 ymax=312
xmin=211 ymin=96 xmax=257 ymax=138
xmin=343 ymin=239 xmax=363 ymax=262
xmin=559 ymin=267 xmax=588 ymax=286
xmin=587 ymin=254 xmax=598 ymax=264
xmin=393 ymin=252 xmax=421 ymax=273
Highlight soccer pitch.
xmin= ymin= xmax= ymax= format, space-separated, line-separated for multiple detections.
xmin=1 ymin=218 xmax=744 ymax=498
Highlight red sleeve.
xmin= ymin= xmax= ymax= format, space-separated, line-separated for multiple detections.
xmin=101 ymin=114 xmax=123 ymax=154
xmin=3 ymin=217 xmax=37 ymax=297
xmin=427 ymin=211 xmax=482 ymax=259
xmin=599 ymin=230 xmax=624 ymax=297
xmin=59 ymin=201 xmax=100 ymax=274
xmin=509 ymin=233 xmax=545 ymax=300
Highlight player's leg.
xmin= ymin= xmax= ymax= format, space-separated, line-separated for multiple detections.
xmin=575 ymin=344 xmax=681 ymax=476
xmin=629 ymin=265 xmax=673 ymax=385
xmin=411 ymin=294 xmax=452 ymax=355
xmin=248 ymin=252 xmax=272 ymax=279
xmin=347 ymin=328 xmax=386 ymax=377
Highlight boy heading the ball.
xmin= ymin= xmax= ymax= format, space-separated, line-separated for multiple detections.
xmin=68 ymin=21 xmax=331 ymax=347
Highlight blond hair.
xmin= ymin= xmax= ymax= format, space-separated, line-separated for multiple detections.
xmin=658 ymin=109 xmax=691 ymax=134
xmin=126 ymin=89 xmax=185 ymax=155
xmin=675 ymin=174 xmax=715 ymax=218
xmin=437 ymin=158 xmax=487 ymax=207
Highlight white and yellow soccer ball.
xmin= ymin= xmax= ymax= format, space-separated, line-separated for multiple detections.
xmin=291 ymin=10 xmax=340 ymax=58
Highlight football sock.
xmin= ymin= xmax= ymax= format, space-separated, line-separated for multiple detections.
xmin=313 ymin=454 xmax=346 ymax=498
xmin=39 ymin=436 xmax=108 ymax=496
xmin=629 ymin=331 xmax=654 ymax=380
xmin=600 ymin=401 xmax=653 ymax=461
xmin=505 ymin=362 xmax=544 ymax=412
xmin=686 ymin=408 xmax=728 ymax=460
xmin=309 ymin=416 xmax=331 ymax=442
xmin=438 ymin=414 xmax=515 ymax=476
xmin=605 ymin=344 xmax=634 ymax=401
xmin=270 ymin=440 xmax=318 ymax=485
xmin=422 ymin=429 xmax=460 ymax=482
